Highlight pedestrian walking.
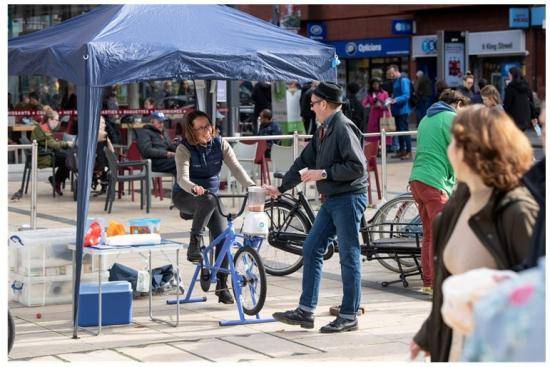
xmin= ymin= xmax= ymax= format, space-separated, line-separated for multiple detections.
xmin=414 ymin=70 xmax=433 ymax=123
xmin=263 ymin=82 xmax=368 ymax=333
xmin=387 ymin=65 xmax=412 ymax=160
xmin=409 ymin=90 xmax=470 ymax=295
xmin=503 ymin=67 xmax=538 ymax=132
xmin=362 ymin=78 xmax=391 ymax=146
xmin=410 ymin=105 xmax=538 ymax=362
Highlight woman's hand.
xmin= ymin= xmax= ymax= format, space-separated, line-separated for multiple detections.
xmin=409 ymin=340 xmax=429 ymax=361
xmin=192 ymin=185 xmax=205 ymax=195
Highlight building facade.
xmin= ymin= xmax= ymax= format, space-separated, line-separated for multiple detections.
xmin=239 ymin=4 xmax=546 ymax=100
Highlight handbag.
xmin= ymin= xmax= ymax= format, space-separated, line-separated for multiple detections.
xmin=379 ymin=108 xmax=396 ymax=132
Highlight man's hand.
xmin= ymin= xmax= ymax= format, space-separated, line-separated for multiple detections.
xmin=67 ymin=140 xmax=74 ymax=148
xmin=166 ymin=151 xmax=176 ymax=158
xmin=192 ymin=185 xmax=205 ymax=195
xmin=262 ymin=184 xmax=281 ymax=199
xmin=301 ymin=169 xmax=325 ymax=182
xmin=409 ymin=340 xmax=429 ymax=361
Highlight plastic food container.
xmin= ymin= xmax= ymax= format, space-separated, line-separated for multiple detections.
xmin=128 ymin=218 xmax=161 ymax=234
xmin=247 ymin=187 xmax=266 ymax=212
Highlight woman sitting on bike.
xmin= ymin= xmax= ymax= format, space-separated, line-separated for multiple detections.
xmin=172 ymin=110 xmax=256 ymax=304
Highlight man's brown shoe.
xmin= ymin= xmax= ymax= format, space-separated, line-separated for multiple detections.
xmin=391 ymin=151 xmax=405 ymax=159
xmin=400 ymin=152 xmax=412 ymax=160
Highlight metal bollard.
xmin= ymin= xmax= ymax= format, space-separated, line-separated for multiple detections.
xmin=31 ymin=140 xmax=38 ymax=229
xmin=380 ymin=130 xmax=387 ymax=205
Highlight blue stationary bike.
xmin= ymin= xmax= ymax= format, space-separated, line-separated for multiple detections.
xmin=167 ymin=191 xmax=274 ymax=326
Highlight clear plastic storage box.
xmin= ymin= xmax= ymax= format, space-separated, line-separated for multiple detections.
xmin=10 ymin=272 xmax=109 ymax=307
xmin=9 ymin=228 xmax=107 ymax=277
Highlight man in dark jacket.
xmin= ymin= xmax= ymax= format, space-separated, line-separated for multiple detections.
xmin=264 ymin=82 xmax=368 ymax=334
xmin=257 ymin=109 xmax=282 ymax=158
xmin=251 ymin=81 xmax=272 ymax=132
xmin=136 ymin=112 xmax=177 ymax=175
xmin=345 ymin=82 xmax=366 ymax=131
xmin=300 ymin=81 xmax=319 ymax=135
xmin=504 ymin=67 xmax=537 ymax=131
xmin=456 ymin=73 xmax=474 ymax=99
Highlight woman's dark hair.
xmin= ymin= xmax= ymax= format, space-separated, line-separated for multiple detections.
xmin=439 ymin=89 xmax=471 ymax=107
xmin=477 ymin=78 xmax=488 ymax=91
xmin=184 ymin=110 xmax=217 ymax=145
xmin=508 ymin=67 xmax=522 ymax=82
xmin=435 ymin=79 xmax=449 ymax=97
xmin=368 ymin=78 xmax=382 ymax=93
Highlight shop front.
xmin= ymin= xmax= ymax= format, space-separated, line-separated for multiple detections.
xmin=468 ymin=29 xmax=527 ymax=96
xmin=412 ymin=29 xmax=527 ymax=97
xmin=328 ymin=37 xmax=410 ymax=98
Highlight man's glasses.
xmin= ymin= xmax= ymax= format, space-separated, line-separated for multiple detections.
xmin=310 ymin=99 xmax=323 ymax=107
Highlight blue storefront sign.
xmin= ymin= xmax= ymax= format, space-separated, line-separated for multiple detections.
xmin=392 ymin=19 xmax=413 ymax=35
xmin=306 ymin=22 xmax=327 ymax=41
xmin=531 ymin=6 xmax=545 ymax=27
xmin=329 ymin=37 xmax=410 ymax=59
xmin=509 ymin=8 xmax=530 ymax=28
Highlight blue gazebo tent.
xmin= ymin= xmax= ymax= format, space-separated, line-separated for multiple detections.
xmin=8 ymin=4 xmax=336 ymax=337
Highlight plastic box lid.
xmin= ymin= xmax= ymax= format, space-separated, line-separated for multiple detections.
xmin=79 ymin=281 xmax=132 ymax=295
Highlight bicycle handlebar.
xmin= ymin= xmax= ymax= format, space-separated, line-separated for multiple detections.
xmin=203 ymin=190 xmax=248 ymax=220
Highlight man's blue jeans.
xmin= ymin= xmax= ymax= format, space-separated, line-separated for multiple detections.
xmin=396 ymin=114 xmax=411 ymax=153
xmin=299 ymin=192 xmax=368 ymax=320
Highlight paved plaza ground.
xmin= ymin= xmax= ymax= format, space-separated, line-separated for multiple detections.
xmin=7 ymin=130 xmax=544 ymax=362
xmin=0 ymin=152 xmax=477 ymax=362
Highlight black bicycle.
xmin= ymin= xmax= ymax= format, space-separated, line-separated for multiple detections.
xmin=262 ymin=189 xmax=422 ymax=281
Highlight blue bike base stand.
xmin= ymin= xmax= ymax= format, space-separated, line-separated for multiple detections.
xmin=219 ymin=314 xmax=275 ymax=327
xmin=167 ymin=263 xmax=276 ymax=327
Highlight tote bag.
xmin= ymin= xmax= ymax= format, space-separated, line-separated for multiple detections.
xmin=379 ymin=108 xmax=396 ymax=132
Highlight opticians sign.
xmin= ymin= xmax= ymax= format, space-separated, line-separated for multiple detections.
xmin=329 ymin=37 xmax=410 ymax=58
xmin=509 ymin=7 xmax=530 ymax=28
xmin=392 ymin=19 xmax=413 ymax=35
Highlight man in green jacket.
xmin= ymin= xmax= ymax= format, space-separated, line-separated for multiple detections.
xmin=409 ymin=89 xmax=469 ymax=294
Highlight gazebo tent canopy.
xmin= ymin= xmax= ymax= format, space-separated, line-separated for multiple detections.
xmin=8 ymin=4 xmax=337 ymax=337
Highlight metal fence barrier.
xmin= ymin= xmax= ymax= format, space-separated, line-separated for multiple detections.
xmin=8 ymin=141 xmax=38 ymax=228
xmin=7 ymin=131 xmax=418 ymax=226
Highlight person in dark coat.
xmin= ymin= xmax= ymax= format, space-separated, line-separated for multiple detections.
xmin=257 ymin=109 xmax=282 ymax=158
xmin=136 ymin=112 xmax=177 ymax=176
xmin=344 ymin=82 xmax=366 ymax=131
xmin=503 ymin=67 xmax=537 ymax=131
xmin=251 ymin=81 xmax=272 ymax=132
xmin=300 ymin=81 xmax=319 ymax=135
xmin=410 ymin=106 xmax=538 ymax=362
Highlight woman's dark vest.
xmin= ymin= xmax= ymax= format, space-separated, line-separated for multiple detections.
xmin=173 ymin=136 xmax=223 ymax=194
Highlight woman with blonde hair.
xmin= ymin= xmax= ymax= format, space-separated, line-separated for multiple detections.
xmin=480 ymin=85 xmax=503 ymax=111
xmin=410 ymin=105 xmax=539 ymax=362
xmin=172 ymin=110 xmax=256 ymax=304
xmin=30 ymin=106 xmax=74 ymax=196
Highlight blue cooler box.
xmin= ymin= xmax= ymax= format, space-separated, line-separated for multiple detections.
xmin=78 ymin=281 xmax=132 ymax=327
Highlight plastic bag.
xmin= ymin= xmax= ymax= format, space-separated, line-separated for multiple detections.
xmin=84 ymin=218 xmax=106 ymax=247
xmin=106 ymin=220 xmax=126 ymax=237
xmin=441 ymin=268 xmax=517 ymax=335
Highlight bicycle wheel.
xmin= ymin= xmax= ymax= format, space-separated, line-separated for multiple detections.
xmin=232 ymin=246 xmax=267 ymax=316
xmin=8 ymin=310 xmax=15 ymax=354
xmin=368 ymin=194 xmax=422 ymax=273
xmin=261 ymin=200 xmax=309 ymax=276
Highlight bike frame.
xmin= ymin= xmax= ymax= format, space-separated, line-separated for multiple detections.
xmin=167 ymin=193 xmax=274 ymax=326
